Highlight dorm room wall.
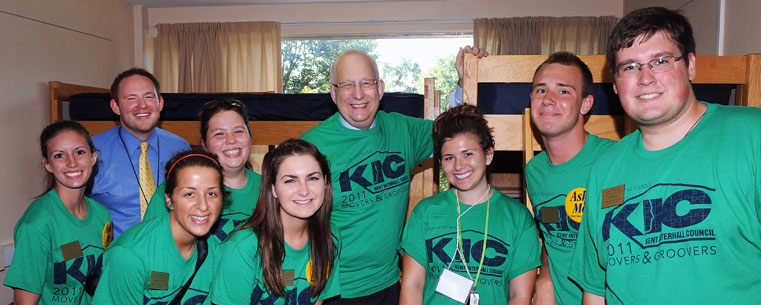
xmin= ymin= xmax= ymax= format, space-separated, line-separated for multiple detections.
xmin=146 ymin=0 xmax=623 ymax=37
xmin=624 ymin=0 xmax=720 ymax=55
xmin=0 ymin=0 xmax=135 ymax=301
xmin=724 ymin=0 xmax=761 ymax=55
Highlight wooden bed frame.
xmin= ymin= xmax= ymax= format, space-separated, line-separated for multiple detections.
xmin=462 ymin=53 xmax=761 ymax=210
xmin=48 ymin=78 xmax=441 ymax=211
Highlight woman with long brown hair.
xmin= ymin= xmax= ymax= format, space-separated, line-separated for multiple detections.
xmin=210 ymin=138 xmax=339 ymax=305
xmin=4 ymin=121 xmax=112 ymax=305
xmin=93 ymin=150 xmax=225 ymax=304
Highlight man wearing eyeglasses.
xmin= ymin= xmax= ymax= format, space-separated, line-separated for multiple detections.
xmin=569 ymin=7 xmax=761 ymax=304
xmin=301 ymin=50 xmax=433 ymax=305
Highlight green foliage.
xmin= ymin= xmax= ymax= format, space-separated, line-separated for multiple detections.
xmin=426 ymin=55 xmax=458 ymax=111
xmin=381 ymin=58 xmax=423 ymax=93
xmin=281 ymin=40 xmax=378 ymax=93
xmin=282 ymin=39 xmax=460 ymax=102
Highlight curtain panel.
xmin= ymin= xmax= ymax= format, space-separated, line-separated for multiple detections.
xmin=155 ymin=21 xmax=281 ymax=93
xmin=474 ymin=16 xmax=618 ymax=55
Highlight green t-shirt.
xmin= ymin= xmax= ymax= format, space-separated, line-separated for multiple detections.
xmin=400 ymin=188 xmax=541 ymax=305
xmin=301 ymin=111 xmax=433 ymax=297
xmin=92 ymin=215 xmax=215 ymax=305
xmin=210 ymin=229 xmax=340 ymax=304
xmin=525 ymin=134 xmax=615 ymax=305
xmin=3 ymin=189 xmax=112 ymax=305
xmin=569 ymin=102 xmax=761 ymax=304
xmin=144 ymin=169 xmax=262 ymax=243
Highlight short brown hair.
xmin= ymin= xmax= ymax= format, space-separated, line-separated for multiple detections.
xmin=533 ymin=51 xmax=594 ymax=98
xmin=110 ymin=68 xmax=161 ymax=101
xmin=607 ymin=7 xmax=695 ymax=75
xmin=433 ymin=105 xmax=494 ymax=161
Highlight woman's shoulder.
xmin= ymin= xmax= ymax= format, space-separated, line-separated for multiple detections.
xmin=414 ymin=190 xmax=453 ymax=212
xmin=16 ymin=190 xmax=60 ymax=229
xmin=85 ymin=196 xmax=112 ymax=220
xmin=220 ymin=228 xmax=259 ymax=253
xmin=493 ymin=191 xmax=532 ymax=215
xmin=110 ymin=217 xmax=166 ymax=250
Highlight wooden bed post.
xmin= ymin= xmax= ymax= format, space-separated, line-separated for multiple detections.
xmin=522 ymin=108 xmax=535 ymax=214
xmin=740 ymin=53 xmax=761 ymax=108
xmin=49 ymin=81 xmax=63 ymax=123
xmin=407 ymin=78 xmax=439 ymax=220
xmin=463 ymin=54 xmax=478 ymax=105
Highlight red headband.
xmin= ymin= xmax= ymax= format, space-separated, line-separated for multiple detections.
xmin=167 ymin=154 xmax=220 ymax=177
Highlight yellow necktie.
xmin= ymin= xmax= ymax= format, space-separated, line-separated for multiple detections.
xmin=139 ymin=142 xmax=156 ymax=220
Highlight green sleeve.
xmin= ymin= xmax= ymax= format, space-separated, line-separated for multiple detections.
xmin=317 ymin=251 xmax=341 ymax=301
xmin=92 ymin=246 xmax=146 ymax=304
xmin=568 ymin=177 xmax=606 ymax=296
xmin=412 ymin=118 xmax=434 ymax=164
xmin=506 ymin=207 xmax=542 ymax=279
xmin=400 ymin=203 xmax=428 ymax=266
xmin=3 ymin=224 xmax=50 ymax=294
xmin=143 ymin=182 xmax=168 ymax=221
xmin=209 ymin=240 xmax=258 ymax=305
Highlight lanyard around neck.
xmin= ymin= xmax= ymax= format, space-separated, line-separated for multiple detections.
xmin=454 ymin=186 xmax=491 ymax=291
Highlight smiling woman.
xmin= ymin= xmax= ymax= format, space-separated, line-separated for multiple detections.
xmin=92 ymin=150 xmax=225 ymax=305
xmin=209 ymin=138 xmax=340 ymax=305
xmin=3 ymin=121 xmax=112 ymax=305
xmin=400 ymin=105 xmax=541 ymax=305
xmin=143 ymin=99 xmax=263 ymax=244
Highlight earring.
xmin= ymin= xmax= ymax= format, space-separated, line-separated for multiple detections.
xmin=168 ymin=205 xmax=174 ymax=211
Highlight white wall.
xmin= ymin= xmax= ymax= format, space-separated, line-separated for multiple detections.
xmin=0 ymin=0 xmax=134 ymax=301
xmin=624 ymin=0 xmax=720 ymax=55
xmin=723 ymin=0 xmax=761 ymax=55
xmin=148 ymin=0 xmax=623 ymax=37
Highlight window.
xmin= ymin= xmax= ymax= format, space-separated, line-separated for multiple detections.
xmin=281 ymin=37 xmax=471 ymax=97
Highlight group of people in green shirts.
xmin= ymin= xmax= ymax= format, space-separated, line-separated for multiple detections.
xmin=6 ymin=5 xmax=761 ymax=305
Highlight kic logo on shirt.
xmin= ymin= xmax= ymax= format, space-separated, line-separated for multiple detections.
xmin=339 ymin=151 xmax=408 ymax=194
xmin=602 ymin=184 xmax=715 ymax=248
xmin=250 ymin=279 xmax=314 ymax=305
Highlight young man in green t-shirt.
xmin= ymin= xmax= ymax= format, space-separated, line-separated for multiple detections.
xmin=569 ymin=7 xmax=761 ymax=304
xmin=301 ymin=50 xmax=433 ymax=304
xmin=525 ymin=52 xmax=616 ymax=305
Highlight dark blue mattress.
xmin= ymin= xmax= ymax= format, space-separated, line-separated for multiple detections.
xmin=68 ymin=84 xmax=734 ymax=121
xmin=477 ymin=83 xmax=734 ymax=115
xmin=68 ymin=92 xmax=425 ymax=121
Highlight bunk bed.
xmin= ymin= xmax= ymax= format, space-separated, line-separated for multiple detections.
xmin=461 ymin=53 xmax=761 ymax=210
xmin=48 ymin=78 xmax=441 ymax=210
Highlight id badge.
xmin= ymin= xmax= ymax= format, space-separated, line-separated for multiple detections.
xmin=435 ymin=269 xmax=473 ymax=304
xmin=468 ymin=292 xmax=479 ymax=305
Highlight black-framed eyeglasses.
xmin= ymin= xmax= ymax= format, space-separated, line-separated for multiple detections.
xmin=331 ymin=79 xmax=379 ymax=91
xmin=615 ymin=55 xmax=684 ymax=78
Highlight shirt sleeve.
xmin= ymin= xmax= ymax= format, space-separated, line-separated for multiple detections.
xmin=3 ymin=224 xmax=50 ymax=294
xmin=411 ymin=118 xmax=434 ymax=165
xmin=209 ymin=240 xmax=258 ymax=305
xmin=568 ymin=175 xmax=607 ymax=296
xmin=506 ymin=207 xmax=542 ymax=279
xmin=91 ymin=246 xmax=146 ymax=304
xmin=400 ymin=204 xmax=428 ymax=267
xmin=317 ymin=244 xmax=341 ymax=301
xmin=142 ymin=182 xmax=168 ymax=222
xmin=448 ymin=85 xmax=463 ymax=108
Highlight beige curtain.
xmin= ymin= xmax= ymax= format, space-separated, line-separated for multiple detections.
xmin=154 ymin=21 xmax=281 ymax=93
xmin=474 ymin=16 xmax=617 ymax=55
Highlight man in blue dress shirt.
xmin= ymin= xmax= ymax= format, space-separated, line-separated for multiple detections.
xmin=91 ymin=68 xmax=190 ymax=237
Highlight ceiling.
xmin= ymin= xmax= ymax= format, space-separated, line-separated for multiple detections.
xmin=124 ymin=0 xmax=416 ymax=8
